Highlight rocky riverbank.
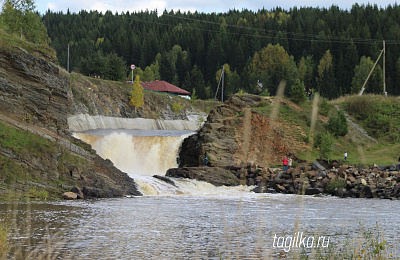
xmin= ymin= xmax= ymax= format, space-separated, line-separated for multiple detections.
xmin=259 ymin=161 xmax=400 ymax=199
xmin=166 ymin=162 xmax=400 ymax=199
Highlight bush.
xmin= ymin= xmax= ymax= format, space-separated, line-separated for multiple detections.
xmin=260 ymin=88 xmax=270 ymax=97
xmin=172 ymin=102 xmax=184 ymax=114
xmin=325 ymin=176 xmax=347 ymax=193
xmin=319 ymin=98 xmax=330 ymax=116
xmin=325 ymin=110 xmax=348 ymax=136
xmin=314 ymin=131 xmax=335 ymax=159
xmin=290 ymin=79 xmax=306 ymax=104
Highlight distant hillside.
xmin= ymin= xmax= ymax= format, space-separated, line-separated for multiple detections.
xmin=179 ymin=93 xmax=400 ymax=168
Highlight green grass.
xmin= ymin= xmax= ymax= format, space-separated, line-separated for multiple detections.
xmin=0 ymin=122 xmax=57 ymax=157
xmin=0 ymin=122 xmax=93 ymax=201
xmin=0 ymin=27 xmax=56 ymax=62
xmin=339 ymin=94 xmax=400 ymax=142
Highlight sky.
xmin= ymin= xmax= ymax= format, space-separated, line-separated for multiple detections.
xmin=35 ymin=0 xmax=397 ymax=15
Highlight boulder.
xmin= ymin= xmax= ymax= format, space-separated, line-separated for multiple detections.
xmin=71 ymin=186 xmax=84 ymax=199
xmin=377 ymin=165 xmax=389 ymax=171
xmin=62 ymin=192 xmax=77 ymax=200
xmin=327 ymin=172 xmax=336 ymax=179
xmin=334 ymin=188 xmax=347 ymax=198
xmin=348 ymin=176 xmax=356 ymax=182
xmin=305 ymin=187 xmax=324 ymax=195
xmin=251 ymin=185 xmax=264 ymax=193
xmin=274 ymin=184 xmax=286 ymax=192
xmin=166 ymin=167 xmax=239 ymax=186
xmin=312 ymin=161 xmax=326 ymax=171
xmin=153 ymin=175 xmax=177 ymax=187
xmin=82 ymin=186 xmax=100 ymax=198
xmin=390 ymin=163 xmax=398 ymax=171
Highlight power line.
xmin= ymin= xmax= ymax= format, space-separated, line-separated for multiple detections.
xmin=42 ymin=7 xmax=400 ymax=46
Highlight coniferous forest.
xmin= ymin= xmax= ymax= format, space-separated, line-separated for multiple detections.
xmin=42 ymin=4 xmax=400 ymax=100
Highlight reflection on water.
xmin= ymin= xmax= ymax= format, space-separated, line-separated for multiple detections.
xmin=2 ymin=194 xmax=400 ymax=259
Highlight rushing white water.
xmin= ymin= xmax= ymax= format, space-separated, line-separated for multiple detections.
xmin=73 ymin=129 xmax=254 ymax=196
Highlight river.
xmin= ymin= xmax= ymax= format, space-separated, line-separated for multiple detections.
xmin=3 ymin=129 xmax=400 ymax=259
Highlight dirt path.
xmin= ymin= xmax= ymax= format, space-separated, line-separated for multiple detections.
xmin=334 ymin=105 xmax=378 ymax=144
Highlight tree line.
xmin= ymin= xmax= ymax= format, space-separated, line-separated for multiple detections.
xmin=6 ymin=2 xmax=400 ymax=100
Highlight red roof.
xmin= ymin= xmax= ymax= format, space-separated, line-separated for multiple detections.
xmin=141 ymin=80 xmax=191 ymax=95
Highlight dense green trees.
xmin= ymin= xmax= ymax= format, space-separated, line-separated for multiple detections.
xmin=1 ymin=0 xmax=48 ymax=43
xmin=40 ymin=4 xmax=400 ymax=99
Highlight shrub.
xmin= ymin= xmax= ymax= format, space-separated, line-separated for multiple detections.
xmin=319 ymin=98 xmax=330 ymax=116
xmin=325 ymin=176 xmax=347 ymax=193
xmin=172 ymin=102 xmax=184 ymax=114
xmin=237 ymin=89 xmax=244 ymax=98
xmin=325 ymin=110 xmax=348 ymax=136
xmin=314 ymin=131 xmax=335 ymax=159
xmin=290 ymin=79 xmax=306 ymax=104
xmin=191 ymin=88 xmax=197 ymax=101
xmin=260 ymin=88 xmax=270 ymax=97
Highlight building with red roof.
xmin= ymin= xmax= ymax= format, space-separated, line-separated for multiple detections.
xmin=140 ymin=80 xmax=191 ymax=97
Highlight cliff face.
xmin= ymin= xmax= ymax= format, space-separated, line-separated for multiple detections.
xmin=0 ymin=48 xmax=141 ymax=200
xmin=0 ymin=49 xmax=69 ymax=129
xmin=179 ymin=94 xmax=292 ymax=168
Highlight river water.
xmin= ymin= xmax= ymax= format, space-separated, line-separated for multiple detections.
xmin=3 ymin=129 xmax=400 ymax=259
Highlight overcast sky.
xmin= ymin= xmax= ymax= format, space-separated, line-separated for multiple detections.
xmin=35 ymin=0 xmax=397 ymax=15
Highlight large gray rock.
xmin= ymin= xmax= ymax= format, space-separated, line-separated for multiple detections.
xmin=166 ymin=167 xmax=239 ymax=186
xmin=312 ymin=161 xmax=326 ymax=171
xmin=305 ymin=187 xmax=324 ymax=195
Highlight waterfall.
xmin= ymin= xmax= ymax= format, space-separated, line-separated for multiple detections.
xmin=74 ymin=130 xmax=190 ymax=195
xmin=74 ymin=132 xmax=188 ymax=176
xmin=74 ymin=129 xmax=255 ymax=196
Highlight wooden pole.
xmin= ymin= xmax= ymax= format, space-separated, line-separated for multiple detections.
xmin=67 ymin=43 xmax=70 ymax=73
xmin=383 ymin=40 xmax=386 ymax=96
xmin=359 ymin=48 xmax=384 ymax=96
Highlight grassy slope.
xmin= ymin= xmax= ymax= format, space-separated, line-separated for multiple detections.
xmin=0 ymin=27 xmax=57 ymax=64
xmin=0 ymin=121 xmax=93 ymax=201
xmin=253 ymin=94 xmax=400 ymax=166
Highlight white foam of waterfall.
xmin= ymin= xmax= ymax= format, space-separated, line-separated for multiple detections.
xmin=74 ymin=130 xmax=254 ymax=196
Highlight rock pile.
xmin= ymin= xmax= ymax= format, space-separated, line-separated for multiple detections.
xmin=254 ymin=162 xmax=400 ymax=199
xmin=169 ymin=162 xmax=400 ymax=200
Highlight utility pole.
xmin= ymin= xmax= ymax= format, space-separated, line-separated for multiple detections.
xmin=221 ymin=66 xmax=224 ymax=102
xmin=214 ymin=65 xmax=225 ymax=102
xmin=359 ymin=47 xmax=384 ymax=96
xmin=383 ymin=40 xmax=386 ymax=97
xmin=67 ymin=43 xmax=70 ymax=73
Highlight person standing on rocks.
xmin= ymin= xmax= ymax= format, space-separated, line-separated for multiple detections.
xmin=283 ymin=156 xmax=288 ymax=171
xmin=288 ymin=156 xmax=292 ymax=169
xmin=344 ymin=151 xmax=347 ymax=161
xmin=204 ymin=151 xmax=208 ymax=167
